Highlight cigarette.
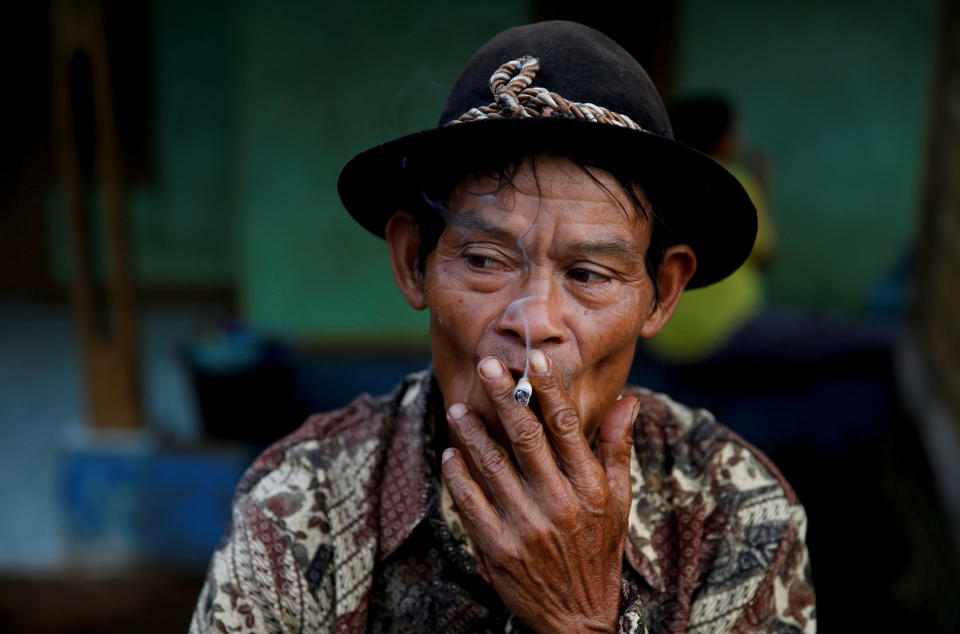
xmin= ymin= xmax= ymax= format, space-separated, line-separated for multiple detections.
xmin=513 ymin=376 xmax=533 ymax=407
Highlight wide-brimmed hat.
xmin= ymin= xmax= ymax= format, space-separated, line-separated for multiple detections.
xmin=337 ymin=20 xmax=757 ymax=288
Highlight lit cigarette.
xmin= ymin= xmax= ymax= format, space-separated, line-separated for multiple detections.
xmin=513 ymin=377 xmax=533 ymax=407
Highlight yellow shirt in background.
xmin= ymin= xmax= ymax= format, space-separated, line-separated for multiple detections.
xmin=646 ymin=162 xmax=775 ymax=363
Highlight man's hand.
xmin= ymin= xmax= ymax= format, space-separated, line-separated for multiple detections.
xmin=441 ymin=350 xmax=638 ymax=634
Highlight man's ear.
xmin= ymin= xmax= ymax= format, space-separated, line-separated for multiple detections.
xmin=639 ymin=244 xmax=697 ymax=339
xmin=385 ymin=211 xmax=428 ymax=310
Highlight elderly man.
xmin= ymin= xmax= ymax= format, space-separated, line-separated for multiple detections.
xmin=191 ymin=21 xmax=814 ymax=634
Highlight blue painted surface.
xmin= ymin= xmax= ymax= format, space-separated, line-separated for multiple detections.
xmin=59 ymin=445 xmax=253 ymax=568
xmin=139 ymin=452 xmax=254 ymax=565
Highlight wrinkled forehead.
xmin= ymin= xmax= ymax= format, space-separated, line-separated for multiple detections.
xmin=444 ymin=153 xmax=652 ymax=236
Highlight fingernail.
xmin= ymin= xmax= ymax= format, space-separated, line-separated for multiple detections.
xmin=479 ymin=357 xmax=503 ymax=379
xmin=529 ymin=349 xmax=547 ymax=374
xmin=449 ymin=402 xmax=468 ymax=419
xmin=442 ymin=447 xmax=456 ymax=463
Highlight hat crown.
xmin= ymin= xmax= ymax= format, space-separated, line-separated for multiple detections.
xmin=439 ymin=20 xmax=673 ymax=139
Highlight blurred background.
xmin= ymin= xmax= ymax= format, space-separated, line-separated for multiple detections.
xmin=1 ymin=0 xmax=958 ymax=631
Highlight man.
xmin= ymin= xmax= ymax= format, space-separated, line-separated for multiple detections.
xmin=191 ymin=21 xmax=814 ymax=633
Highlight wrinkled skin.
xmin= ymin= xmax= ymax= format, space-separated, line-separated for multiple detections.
xmin=386 ymin=154 xmax=695 ymax=632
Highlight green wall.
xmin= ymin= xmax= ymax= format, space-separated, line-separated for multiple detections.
xmin=673 ymin=0 xmax=937 ymax=312
xmin=139 ymin=0 xmax=235 ymax=287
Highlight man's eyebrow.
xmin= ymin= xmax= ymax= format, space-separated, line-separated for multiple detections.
xmin=568 ymin=238 xmax=643 ymax=260
xmin=446 ymin=211 xmax=517 ymax=242
xmin=448 ymin=212 xmax=644 ymax=261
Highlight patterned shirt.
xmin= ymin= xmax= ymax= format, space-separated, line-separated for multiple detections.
xmin=190 ymin=369 xmax=815 ymax=633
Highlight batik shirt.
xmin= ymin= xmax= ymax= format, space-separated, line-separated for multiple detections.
xmin=190 ymin=369 xmax=815 ymax=633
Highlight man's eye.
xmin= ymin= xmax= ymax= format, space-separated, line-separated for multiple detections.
xmin=465 ymin=255 xmax=500 ymax=269
xmin=567 ymin=268 xmax=609 ymax=284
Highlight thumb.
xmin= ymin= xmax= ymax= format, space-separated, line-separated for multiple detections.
xmin=596 ymin=396 xmax=637 ymax=512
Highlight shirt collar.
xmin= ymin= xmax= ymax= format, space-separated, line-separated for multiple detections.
xmin=377 ymin=369 xmax=434 ymax=561
xmin=624 ymin=442 xmax=667 ymax=593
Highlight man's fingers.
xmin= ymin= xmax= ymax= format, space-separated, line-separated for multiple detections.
xmin=475 ymin=357 xmax=562 ymax=487
xmin=447 ymin=401 xmax=529 ymax=513
xmin=525 ymin=350 xmax=600 ymax=484
xmin=596 ymin=396 xmax=637 ymax=513
xmin=441 ymin=447 xmax=504 ymax=548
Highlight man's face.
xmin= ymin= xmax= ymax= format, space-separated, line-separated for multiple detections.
xmin=420 ymin=154 xmax=664 ymax=443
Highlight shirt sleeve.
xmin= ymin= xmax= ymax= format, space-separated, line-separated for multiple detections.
xmin=730 ymin=502 xmax=817 ymax=633
xmin=189 ymin=494 xmax=327 ymax=634
xmin=618 ymin=578 xmax=650 ymax=634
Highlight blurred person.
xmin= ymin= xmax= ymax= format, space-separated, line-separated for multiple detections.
xmin=645 ymin=97 xmax=776 ymax=363
xmin=190 ymin=22 xmax=813 ymax=633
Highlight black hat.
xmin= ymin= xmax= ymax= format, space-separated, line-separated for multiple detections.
xmin=337 ymin=20 xmax=757 ymax=288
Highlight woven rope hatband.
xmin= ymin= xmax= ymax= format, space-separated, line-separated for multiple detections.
xmin=450 ymin=55 xmax=645 ymax=131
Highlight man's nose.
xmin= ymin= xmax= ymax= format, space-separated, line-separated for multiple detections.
xmin=497 ymin=292 xmax=567 ymax=347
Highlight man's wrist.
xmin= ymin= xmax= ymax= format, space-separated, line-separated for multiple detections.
xmin=544 ymin=599 xmax=621 ymax=634
xmin=557 ymin=614 xmax=619 ymax=634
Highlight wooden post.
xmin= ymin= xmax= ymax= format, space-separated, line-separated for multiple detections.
xmin=913 ymin=0 xmax=960 ymax=423
xmin=903 ymin=0 xmax=960 ymax=557
xmin=51 ymin=0 xmax=140 ymax=429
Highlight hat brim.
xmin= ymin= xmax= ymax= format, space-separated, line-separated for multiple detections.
xmin=337 ymin=117 xmax=757 ymax=289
